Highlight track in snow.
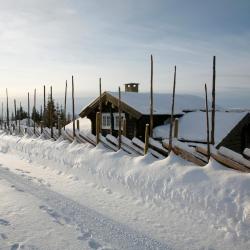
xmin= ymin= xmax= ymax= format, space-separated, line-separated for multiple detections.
xmin=0 ymin=167 xmax=171 ymax=250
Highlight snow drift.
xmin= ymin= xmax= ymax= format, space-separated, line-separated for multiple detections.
xmin=0 ymin=132 xmax=250 ymax=242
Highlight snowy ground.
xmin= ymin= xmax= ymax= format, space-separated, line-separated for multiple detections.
xmin=0 ymin=132 xmax=250 ymax=249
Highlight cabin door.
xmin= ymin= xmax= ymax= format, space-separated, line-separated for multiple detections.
xmin=241 ymin=124 xmax=250 ymax=152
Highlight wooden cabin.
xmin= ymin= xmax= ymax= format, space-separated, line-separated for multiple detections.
xmin=79 ymin=84 xmax=208 ymax=140
xmin=154 ymin=110 xmax=250 ymax=153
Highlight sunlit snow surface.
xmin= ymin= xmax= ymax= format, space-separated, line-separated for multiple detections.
xmin=0 ymin=131 xmax=250 ymax=249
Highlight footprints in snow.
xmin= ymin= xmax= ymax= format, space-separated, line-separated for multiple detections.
xmin=0 ymin=218 xmax=10 ymax=226
xmin=39 ymin=205 xmax=68 ymax=225
xmin=10 ymin=243 xmax=39 ymax=250
xmin=39 ymin=204 xmax=106 ymax=249
xmin=0 ymin=219 xmax=9 ymax=243
xmin=0 ymin=233 xmax=8 ymax=240
xmin=14 ymin=168 xmax=51 ymax=187
xmin=15 ymin=168 xmax=30 ymax=174
xmin=11 ymin=184 xmax=24 ymax=193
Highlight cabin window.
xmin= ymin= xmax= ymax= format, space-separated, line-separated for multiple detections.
xmin=113 ymin=113 xmax=125 ymax=130
xmin=102 ymin=113 xmax=111 ymax=129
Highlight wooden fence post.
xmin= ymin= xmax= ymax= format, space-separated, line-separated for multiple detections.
xmin=28 ymin=92 xmax=30 ymax=127
xmin=43 ymin=85 xmax=46 ymax=128
xmin=72 ymin=76 xmax=75 ymax=138
xmin=58 ymin=119 xmax=61 ymax=136
xmin=211 ymin=56 xmax=216 ymax=145
xmin=64 ymin=80 xmax=67 ymax=130
xmin=50 ymin=86 xmax=53 ymax=139
xmin=99 ymin=78 xmax=102 ymax=130
xmin=40 ymin=121 xmax=43 ymax=134
xmin=19 ymin=102 xmax=21 ymax=134
xmin=1 ymin=102 xmax=3 ymax=130
xmin=169 ymin=66 xmax=176 ymax=151
xmin=6 ymin=88 xmax=9 ymax=131
xmin=144 ymin=124 xmax=149 ymax=155
xmin=205 ymin=84 xmax=211 ymax=161
xmin=118 ymin=86 xmax=122 ymax=149
xmin=77 ymin=119 xmax=80 ymax=130
xmin=174 ymin=118 xmax=179 ymax=138
xmin=14 ymin=99 xmax=17 ymax=127
xmin=122 ymin=118 xmax=126 ymax=137
xmin=150 ymin=55 xmax=154 ymax=137
xmin=96 ymin=112 xmax=100 ymax=144
xmin=33 ymin=88 xmax=36 ymax=135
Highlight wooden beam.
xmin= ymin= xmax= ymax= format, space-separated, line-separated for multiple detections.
xmin=211 ymin=153 xmax=250 ymax=173
xmin=174 ymin=146 xmax=207 ymax=166
xmin=196 ymin=146 xmax=209 ymax=156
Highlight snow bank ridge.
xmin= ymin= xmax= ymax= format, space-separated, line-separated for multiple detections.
xmin=0 ymin=133 xmax=250 ymax=241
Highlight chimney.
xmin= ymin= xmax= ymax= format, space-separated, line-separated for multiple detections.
xmin=124 ymin=83 xmax=139 ymax=93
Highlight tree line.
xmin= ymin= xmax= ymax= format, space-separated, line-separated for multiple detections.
xmin=6 ymin=95 xmax=71 ymax=128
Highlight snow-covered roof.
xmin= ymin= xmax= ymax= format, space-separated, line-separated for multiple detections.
xmin=153 ymin=111 xmax=248 ymax=145
xmin=107 ymin=92 xmax=208 ymax=115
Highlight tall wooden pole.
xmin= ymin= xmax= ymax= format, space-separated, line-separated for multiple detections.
xmin=144 ymin=124 xmax=149 ymax=155
xmin=14 ymin=99 xmax=17 ymax=127
xmin=19 ymin=102 xmax=21 ymax=134
xmin=1 ymin=102 xmax=3 ymax=129
xmin=96 ymin=112 xmax=100 ymax=143
xmin=50 ymin=86 xmax=53 ymax=138
xmin=205 ymin=84 xmax=211 ymax=160
xmin=169 ymin=66 xmax=177 ymax=151
xmin=99 ymin=77 xmax=102 ymax=131
xmin=150 ymin=55 xmax=154 ymax=137
xmin=211 ymin=56 xmax=216 ymax=145
xmin=33 ymin=88 xmax=36 ymax=134
xmin=72 ymin=75 xmax=75 ymax=137
xmin=43 ymin=85 xmax=46 ymax=119
xmin=28 ymin=92 xmax=30 ymax=127
xmin=118 ymin=86 xmax=122 ymax=149
xmin=64 ymin=80 xmax=67 ymax=130
xmin=6 ymin=89 xmax=9 ymax=131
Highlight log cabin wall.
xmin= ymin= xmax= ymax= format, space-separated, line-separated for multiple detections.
xmin=86 ymin=101 xmax=175 ymax=140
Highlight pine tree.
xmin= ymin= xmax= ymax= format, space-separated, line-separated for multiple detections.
xmin=17 ymin=105 xmax=28 ymax=120
xmin=44 ymin=94 xmax=57 ymax=128
xmin=32 ymin=107 xmax=41 ymax=123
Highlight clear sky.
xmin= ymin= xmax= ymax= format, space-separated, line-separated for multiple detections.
xmin=0 ymin=0 xmax=250 ymax=108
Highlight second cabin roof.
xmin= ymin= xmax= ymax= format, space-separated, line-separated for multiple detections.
xmin=79 ymin=91 xmax=209 ymax=118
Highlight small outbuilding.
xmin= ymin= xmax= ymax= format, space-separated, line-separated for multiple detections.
xmin=79 ymin=84 xmax=208 ymax=140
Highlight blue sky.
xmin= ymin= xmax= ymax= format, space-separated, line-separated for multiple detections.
xmin=0 ymin=0 xmax=250 ymax=108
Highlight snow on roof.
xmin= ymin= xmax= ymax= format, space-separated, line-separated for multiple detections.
xmin=153 ymin=111 xmax=248 ymax=145
xmin=108 ymin=92 xmax=208 ymax=115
